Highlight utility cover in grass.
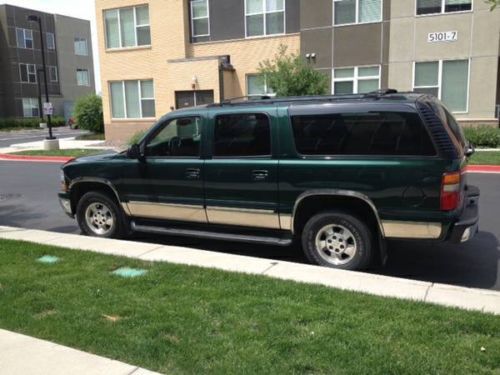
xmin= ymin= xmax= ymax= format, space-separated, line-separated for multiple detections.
xmin=112 ymin=267 xmax=148 ymax=278
xmin=37 ymin=255 xmax=60 ymax=264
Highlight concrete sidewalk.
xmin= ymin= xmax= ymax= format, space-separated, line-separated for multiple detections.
xmin=0 ymin=329 xmax=161 ymax=375
xmin=0 ymin=138 xmax=116 ymax=155
xmin=0 ymin=225 xmax=499 ymax=315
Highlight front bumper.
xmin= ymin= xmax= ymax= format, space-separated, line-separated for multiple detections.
xmin=448 ymin=185 xmax=479 ymax=243
xmin=58 ymin=193 xmax=74 ymax=218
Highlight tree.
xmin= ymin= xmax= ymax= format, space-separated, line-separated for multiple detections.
xmin=74 ymin=94 xmax=104 ymax=133
xmin=258 ymin=45 xmax=328 ymax=97
xmin=486 ymin=0 xmax=499 ymax=10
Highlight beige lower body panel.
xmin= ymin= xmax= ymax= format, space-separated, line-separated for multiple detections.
xmin=125 ymin=202 xmax=207 ymax=223
xmin=206 ymin=206 xmax=281 ymax=230
xmin=382 ymin=220 xmax=442 ymax=239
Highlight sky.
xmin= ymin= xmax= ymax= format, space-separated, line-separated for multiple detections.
xmin=3 ymin=0 xmax=101 ymax=92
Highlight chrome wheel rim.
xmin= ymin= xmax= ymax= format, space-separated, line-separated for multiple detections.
xmin=85 ymin=202 xmax=115 ymax=236
xmin=315 ymin=224 xmax=357 ymax=266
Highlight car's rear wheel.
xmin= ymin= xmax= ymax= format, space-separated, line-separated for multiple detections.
xmin=76 ymin=191 xmax=127 ymax=239
xmin=302 ymin=211 xmax=373 ymax=270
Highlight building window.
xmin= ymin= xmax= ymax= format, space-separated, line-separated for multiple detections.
xmin=333 ymin=66 xmax=380 ymax=94
xmin=110 ymin=80 xmax=156 ymax=119
xmin=48 ymin=66 xmax=58 ymax=82
xmin=334 ymin=0 xmax=382 ymax=26
xmin=16 ymin=28 xmax=33 ymax=49
xmin=191 ymin=0 xmax=210 ymax=38
xmin=22 ymin=98 xmax=40 ymax=118
xmin=416 ymin=0 xmax=472 ymax=15
xmin=74 ymin=38 xmax=88 ymax=56
xmin=104 ymin=5 xmax=151 ymax=49
xmin=245 ymin=0 xmax=285 ymax=38
xmin=46 ymin=32 xmax=55 ymax=50
xmin=247 ymin=75 xmax=275 ymax=97
xmin=76 ymin=69 xmax=90 ymax=86
xmin=414 ymin=60 xmax=469 ymax=113
xmin=19 ymin=63 xmax=37 ymax=83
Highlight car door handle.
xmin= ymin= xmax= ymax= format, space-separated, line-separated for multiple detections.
xmin=252 ymin=170 xmax=269 ymax=181
xmin=185 ymin=168 xmax=200 ymax=180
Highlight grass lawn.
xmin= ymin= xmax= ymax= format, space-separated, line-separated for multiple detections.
xmin=0 ymin=239 xmax=499 ymax=374
xmin=75 ymin=133 xmax=106 ymax=141
xmin=469 ymin=151 xmax=500 ymax=166
xmin=11 ymin=149 xmax=105 ymax=158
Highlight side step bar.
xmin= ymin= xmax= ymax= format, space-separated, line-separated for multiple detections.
xmin=131 ymin=222 xmax=293 ymax=247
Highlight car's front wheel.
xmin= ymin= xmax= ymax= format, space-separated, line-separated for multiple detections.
xmin=76 ymin=191 xmax=127 ymax=239
xmin=302 ymin=211 xmax=373 ymax=270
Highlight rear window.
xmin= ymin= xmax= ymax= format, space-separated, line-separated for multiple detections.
xmin=291 ymin=112 xmax=436 ymax=156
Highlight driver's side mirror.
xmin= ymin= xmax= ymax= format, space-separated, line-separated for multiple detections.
xmin=127 ymin=143 xmax=144 ymax=161
xmin=465 ymin=143 xmax=475 ymax=158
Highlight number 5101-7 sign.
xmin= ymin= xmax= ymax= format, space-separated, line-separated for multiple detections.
xmin=428 ymin=31 xmax=458 ymax=43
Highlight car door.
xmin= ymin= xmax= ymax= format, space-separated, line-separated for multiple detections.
xmin=125 ymin=115 xmax=207 ymax=223
xmin=204 ymin=110 xmax=281 ymax=230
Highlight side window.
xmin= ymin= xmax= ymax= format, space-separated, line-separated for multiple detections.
xmin=291 ymin=112 xmax=436 ymax=156
xmin=214 ymin=114 xmax=271 ymax=157
xmin=146 ymin=117 xmax=201 ymax=157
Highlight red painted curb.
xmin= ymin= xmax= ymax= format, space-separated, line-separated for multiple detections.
xmin=0 ymin=153 xmax=73 ymax=163
xmin=466 ymin=165 xmax=500 ymax=174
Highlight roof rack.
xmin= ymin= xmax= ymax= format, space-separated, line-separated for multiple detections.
xmin=207 ymin=89 xmax=401 ymax=108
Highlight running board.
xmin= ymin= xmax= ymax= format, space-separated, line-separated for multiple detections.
xmin=131 ymin=222 xmax=293 ymax=246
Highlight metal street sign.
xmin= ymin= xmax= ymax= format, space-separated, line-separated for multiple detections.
xmin=43 ymin=102 xmax=54 ymax=116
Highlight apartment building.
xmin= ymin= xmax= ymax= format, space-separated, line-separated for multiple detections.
xmin=0 ymin=4 xmax=95 ymax=120
xmin=96 ymin=0 xmax=499 ymax=142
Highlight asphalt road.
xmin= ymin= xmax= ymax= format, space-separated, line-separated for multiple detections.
xmin=0 ymin=160 xmax=499 ymax=291
xmin=0 ymin=128 xmax=87 ymax=148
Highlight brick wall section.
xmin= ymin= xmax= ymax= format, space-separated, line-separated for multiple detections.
xmin=96 ymin=0 xmax=300 ymax=143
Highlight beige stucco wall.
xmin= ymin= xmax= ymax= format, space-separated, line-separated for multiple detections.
xmin=389 ymin=1 xmax=500 ymax=121
xmin=96 ymin=0 xmax=299 ymax=143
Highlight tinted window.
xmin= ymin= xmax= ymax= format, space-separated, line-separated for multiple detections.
xmin=146 ymin=117 xmax=201 ymax=157
xmin=291 ymin=112 xmax=436 ymax=156
xmin=214 ymin=114 xmax=271 ymax=157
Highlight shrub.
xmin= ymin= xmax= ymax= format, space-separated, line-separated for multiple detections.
xmin=0 ymin=116 xmax=65 ymax=130
xmin=74 ymin=94 xmax=104 ymax=133
xmin=462 ymin=126 xmax=500 ymax=148
xmin=128 ymin=130 xmax=147 ymax=146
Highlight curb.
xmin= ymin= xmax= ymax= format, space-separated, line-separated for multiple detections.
xmin=1 ymin=226 xmax=499 ymax=315
xmin=466 ymin=165 xmax=500 ymax=174
xmin=0 ymin=153 xmax=73 ymax=163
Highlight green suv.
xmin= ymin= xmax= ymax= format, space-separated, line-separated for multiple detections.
xmin=58 ymin=91 xmax=479 ymax=270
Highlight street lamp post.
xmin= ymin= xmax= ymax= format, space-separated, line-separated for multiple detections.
xmin=36 ymin=68 xmax=44 ymax=122
xmin=27 ymin=14 xmax=55 ymax=140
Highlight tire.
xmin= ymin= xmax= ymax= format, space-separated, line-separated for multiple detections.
xmin=76 ymin=191 xmax=128 ymax=239
xmin=301 ymin=211 xmax=373 ymax=270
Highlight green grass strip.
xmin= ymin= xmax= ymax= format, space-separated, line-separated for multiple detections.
xmin=469 ymin=151 xmax=500 ymax=166
xmin=0 ymin=239 xmax=499 ymax=374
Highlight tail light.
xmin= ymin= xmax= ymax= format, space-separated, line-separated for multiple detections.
xmin=440 ymin=172 xmax=461 ymax=211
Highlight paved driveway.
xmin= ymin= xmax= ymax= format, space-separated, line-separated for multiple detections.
xmin=0 ymin=128 xmax=87 ymax=148
xmin=0 ymin=160 xmax=498 ymax=290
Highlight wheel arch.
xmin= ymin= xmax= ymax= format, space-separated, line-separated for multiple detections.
xmin=69 ymin=178 xmax=127 ymax=215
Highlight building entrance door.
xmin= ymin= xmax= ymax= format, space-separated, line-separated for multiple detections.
xmin=175 ymin=90 xmax=214 ymax=109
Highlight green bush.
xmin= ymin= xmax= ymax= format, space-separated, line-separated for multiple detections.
xmin=74 ymin=94 xmax=104 ymax=133
xmin=128 ymin=130 xmax=147 ymax=146
xmin=462 ymin=126 xmax=500 ymax=148
xmin=0 ymin=116 xmax=65 ymax=130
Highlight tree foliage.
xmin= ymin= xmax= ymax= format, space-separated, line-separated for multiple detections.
xmin=74 ymin=94 xmax=104 ymax=133
xmin=258 ymin=45 xmax=328 ymax=97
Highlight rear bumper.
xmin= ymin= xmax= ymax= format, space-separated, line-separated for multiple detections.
xmin=448 ymin=185 xmax=479 ymax=243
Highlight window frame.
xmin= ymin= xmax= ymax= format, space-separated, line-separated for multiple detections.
xmin=244 ymin=0 xmax=286 ymax=39
xmin=104 ymin=5 xmax=151 ymax=50
xmin=412 ymin=59 xmax=471 ymax=114
xmin=76 ymin=69 xmax=90 ymax=86
xmin=212 ymin=112 xmax=273 ymax=159
xmin=333 ymin=0 xmax=383 ymax=27
xmin=332 ymin=65 xmax=381 ymax=95
xmin=246 ymin=74 xmax=276 ymax=97
xmin=74 ymin=37 xmax=89 ymax=56
xmin=48 ymin=66 xmax=58 ymax=82
xmin=19 ymin=63 xmax=37 ymax=84
xmin=109 ymin=79 xmax=156 ymax=120
xmin=190 ymin=0 xmax=210 ymax=38
xmin=16 ymin=28 xmax=34 ymax=49
xmin=22 ymin=98 xmax=40 ymax=118
xmin=46 ymin=32 xmax=55 ymax=50
xmin=415 ymin=0 xmax=473 ymax=17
